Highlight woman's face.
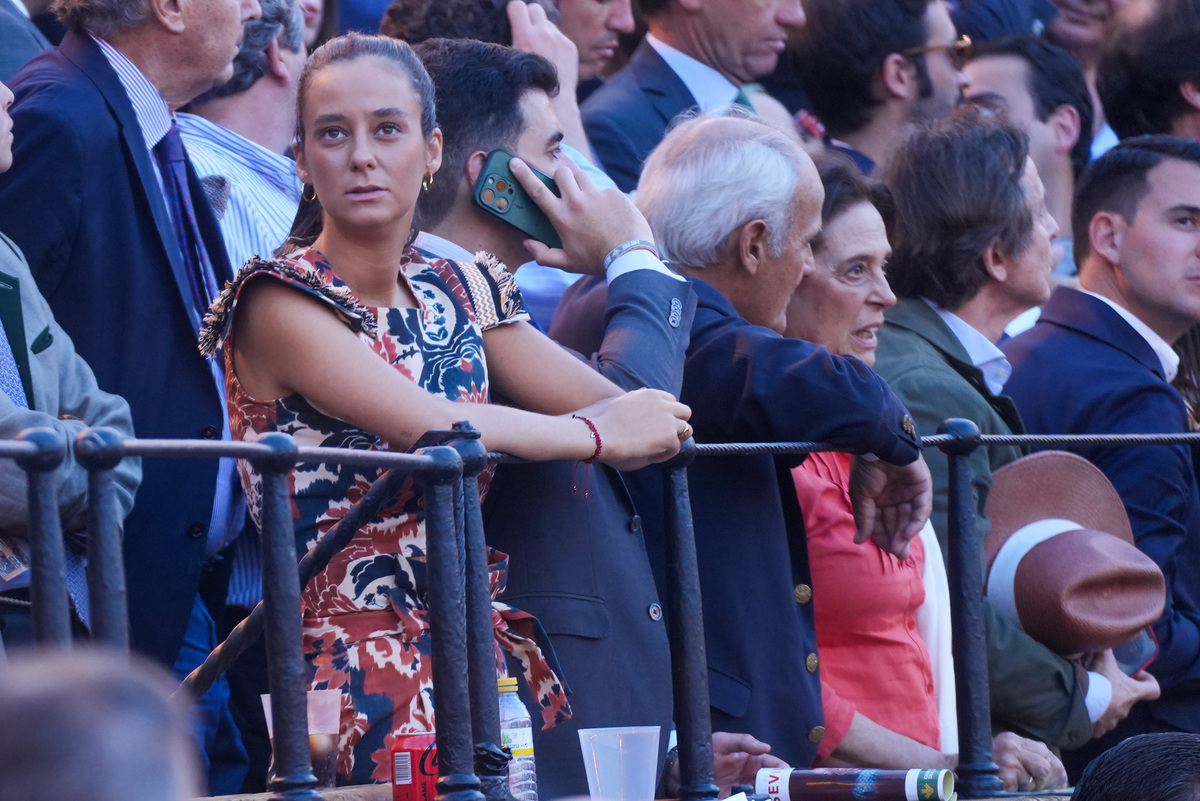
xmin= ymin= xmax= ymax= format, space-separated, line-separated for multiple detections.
xmin=298 ymin=0 xmax=323 ymax=48
xmin=295 ymin=56 xmax=441 ymax=238
xmin=784 ymin=200 xmax=895 ymax=366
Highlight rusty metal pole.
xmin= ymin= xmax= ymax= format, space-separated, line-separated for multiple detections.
xmin=253 ymin=432 xmax=321 ymax=801
xmin=422 ymin=444 xmax=486 ymax=801
xmin=663 ymin=440 xmax=719 ymax=801
xmin=17 ymin=427 xmax=69 ymax=647
xmin=75 ymin=426 xmax=129 ymax=649
xmin=937 ymin=418 xmax=1002 ymax=798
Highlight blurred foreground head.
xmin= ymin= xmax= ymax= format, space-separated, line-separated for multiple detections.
xmin=0 ymin=647 xmax=202 ymax=801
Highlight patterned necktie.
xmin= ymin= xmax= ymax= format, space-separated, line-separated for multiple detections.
xmin=0 ymin=321 xmax=27 ymax=409
xmin=154 ymin=122 xmax=220 ymax=318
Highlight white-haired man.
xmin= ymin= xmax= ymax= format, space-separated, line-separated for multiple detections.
xmin=553 ymin=112 xmax=932 ymax=767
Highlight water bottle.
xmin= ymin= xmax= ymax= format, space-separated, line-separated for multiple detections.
xmin=498 ymin=677 xmax=538 ymax=801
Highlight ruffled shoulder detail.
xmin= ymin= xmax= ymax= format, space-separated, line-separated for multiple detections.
xmin=199 ymin=250 xmax=378 ymax=358
xmin=473 ymin=251 xmax=528 ymax=325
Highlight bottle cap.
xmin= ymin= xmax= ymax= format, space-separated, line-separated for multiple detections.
xmin=497 ymin=677 xmax=519 ymax=691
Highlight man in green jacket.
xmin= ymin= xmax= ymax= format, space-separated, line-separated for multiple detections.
xmin=874 ymin=106 xmax=1160 ymax=752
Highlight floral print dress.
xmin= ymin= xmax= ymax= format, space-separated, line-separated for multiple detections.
xmin=200 ymin=246 xmax=571 ymax=783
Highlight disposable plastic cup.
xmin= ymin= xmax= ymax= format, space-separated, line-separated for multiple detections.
xmin=261 ymin=689 xmax=342 ymax=788
xmin=577 ymin=726 xmax=660 ymax=801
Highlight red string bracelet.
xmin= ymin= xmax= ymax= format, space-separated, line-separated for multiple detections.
xmin=572 ymin=414 xmax=602 ymax=463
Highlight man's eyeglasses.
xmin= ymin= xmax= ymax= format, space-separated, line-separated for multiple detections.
xmin=900 ymin=34 xmax=972 ymax=71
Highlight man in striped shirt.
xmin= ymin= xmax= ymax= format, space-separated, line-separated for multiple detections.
xmin=178 ymin=0 xmax=304 ymax=273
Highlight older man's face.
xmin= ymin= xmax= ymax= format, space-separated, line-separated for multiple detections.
xmin=558 ymin=0 xmax=635 ymax=81
xmin=180 ymin=0 xmax=261 ymax=100
xmin=693 ymin=0 xmax=806 ymax=85
xmin=742 ymin=157 xmax=824 ymax=333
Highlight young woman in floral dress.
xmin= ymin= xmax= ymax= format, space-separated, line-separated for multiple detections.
xmin=200 ymin=33 xmax=690 ymax=783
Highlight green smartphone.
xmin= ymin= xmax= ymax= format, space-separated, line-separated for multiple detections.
xmin=472 ymin=150 xmax=563 ymax=250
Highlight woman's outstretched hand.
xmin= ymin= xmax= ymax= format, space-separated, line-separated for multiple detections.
xmin=572 ymin=388 xmax=692 ymax=471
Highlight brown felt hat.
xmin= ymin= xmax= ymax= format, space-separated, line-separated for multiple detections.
xmin=984 ymin=451 xmax=1165 ymax=655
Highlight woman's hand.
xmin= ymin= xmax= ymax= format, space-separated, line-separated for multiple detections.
xmin=573 ymin=388 xmax=691 ymax=471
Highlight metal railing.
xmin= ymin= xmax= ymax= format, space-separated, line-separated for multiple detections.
xmin=9 ymin=419 xmax=1200 ymax=800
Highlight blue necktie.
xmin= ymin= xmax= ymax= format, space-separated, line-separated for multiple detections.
xmin=0 ymin=321 xmax=27 ymax=409
xmin=154 ymin=122 xmax=220 ymax=318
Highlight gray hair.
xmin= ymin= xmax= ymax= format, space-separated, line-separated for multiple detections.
xmin=636 ymin=110 xmax=807 ymax=270
xmin=191 ymin=0 xmax=304 ymax=103
xmin=54 ymin=0 xmax=149 ymax=39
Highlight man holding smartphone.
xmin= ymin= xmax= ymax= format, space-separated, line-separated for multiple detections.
xmin=409 ymin=37 xmax=710 ymax=799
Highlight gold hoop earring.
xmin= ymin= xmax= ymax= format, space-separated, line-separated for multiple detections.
xmin=422 ymin=172 xmax=433 ymax=192
xmin=302 ymin=184 xmax=317 ymax=202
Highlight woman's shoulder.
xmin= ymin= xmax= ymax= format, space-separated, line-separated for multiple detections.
xmin=199 ymin=246 xmax=378 ymax=357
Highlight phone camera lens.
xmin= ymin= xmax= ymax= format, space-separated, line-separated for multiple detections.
xmin=481 ymin=189 xmax=495 ymax=204
xmin=496 ymin=197 xmax=509 ymax=211
xmin=495 ymin=179 xmax=508 ymax=192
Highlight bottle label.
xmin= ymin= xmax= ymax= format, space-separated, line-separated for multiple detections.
xmin=755 ymin=767 xmax=793 ymax=801
xmin=501 ymin=727 xmax=535 ymax=757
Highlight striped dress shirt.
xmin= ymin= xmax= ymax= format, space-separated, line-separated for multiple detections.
xmin=177 ymin=112 xmax=302 ymax=273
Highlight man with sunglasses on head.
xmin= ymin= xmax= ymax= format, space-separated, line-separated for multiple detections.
xmin=792 ymin=0 xmax=971 ymax=176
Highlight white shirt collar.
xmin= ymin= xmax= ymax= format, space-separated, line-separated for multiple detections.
xmin=1080 ymin=289 xmax=1180 ymax=382
xmin=645 ymin=33 xmax=740 ymax=111
xmin=924 ymin=298 xmax=1013 ymax=395
xmin=412 ymin=231 xmax=476 ymax=264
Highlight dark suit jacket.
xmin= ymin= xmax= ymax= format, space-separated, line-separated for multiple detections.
xmin=1004 ymin=287 xmax=1200 ymax=735
xmin=0 ymin=31 xmax=234 ymax=666
xmin=580 ymin=41 xmax=698 ymax=193
xmin=874 ymin=298 xmax=1093 ymax=749
xmin=486 ymin=269 xmax=695 ymax=797
xmin=0 ymin=0 xmax=47 ymax=82
xmin=554 ymin=275 xmax=920 ymax=767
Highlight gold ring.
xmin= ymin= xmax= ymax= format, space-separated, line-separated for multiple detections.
xmin=678 ymin=423 xmax=693 ymax=441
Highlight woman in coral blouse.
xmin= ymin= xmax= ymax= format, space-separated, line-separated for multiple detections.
xmin=785 ymin=154 xmax=1065 ymax=792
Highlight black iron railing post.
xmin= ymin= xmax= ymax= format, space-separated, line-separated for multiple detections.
xmin=663 ymin=440 xmax=719 ymax=801
xmin=253 ymin=432 xmax=321 ymax=801
xmin=74 ymin=427 xmax=129 ymax=649
xmin=422 ymin=444 xmax=486 ymax=801
xmin=16 ymin=427 xmax=69 ymax=646
xmin=448 ymin=427 xmax=510 ymax=801
xmin=937 ymin=418 xmax=1002 ymax=797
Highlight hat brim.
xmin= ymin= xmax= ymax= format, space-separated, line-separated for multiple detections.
xmin=985 ymin=450 xmax=1133 ymax=568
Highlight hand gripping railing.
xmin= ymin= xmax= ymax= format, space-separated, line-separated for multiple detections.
xmin=17 ymin=419 xmax=1200 ymax=800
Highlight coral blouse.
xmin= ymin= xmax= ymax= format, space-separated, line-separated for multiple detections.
xmin=792 ymin=451 xmax=940 ymax=760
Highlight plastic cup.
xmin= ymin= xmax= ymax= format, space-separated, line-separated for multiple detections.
xmin=577 ymin=726 xmax=661 ymax=801
xmin=261 ymin=689 xmax=343 ymax=788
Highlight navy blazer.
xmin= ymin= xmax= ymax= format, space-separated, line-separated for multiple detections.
xmin=487 ymin=269 xmax=696 ymax=797
xmin=1004 ymin=288 xmax=1200 ymax=734
xmin=554 ymin=275 xmax=920 ymax=767
xmin=580 ymin=40 xmax=698 ymax=193
xmin=0 ymin=32 xmax=234 ymax=666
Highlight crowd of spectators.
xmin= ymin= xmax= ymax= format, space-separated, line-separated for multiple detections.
xmin=3 ymin=0 xmax=1200 ymax=798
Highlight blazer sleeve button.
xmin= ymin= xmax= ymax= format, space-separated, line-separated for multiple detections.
xmin=187 ymin=522 xmax=206 ymax=539
xmin=807 ymin=726 xmax=827 ymax=743
xmin=648 ymin=603 xmax=663 ymax=621
xmin=200 ymin=425 xmax=219 ymax=439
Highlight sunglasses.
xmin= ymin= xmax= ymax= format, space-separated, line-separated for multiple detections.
xmin=900 ymin=34 xmax=973 ymax=71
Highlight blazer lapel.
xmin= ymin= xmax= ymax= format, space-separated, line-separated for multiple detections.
xmin=629 ymin=41 xmax=699 ymax=128
xmin=0 ymin=269 xmax=34 ymax=409
xmin=58 ymin=32 xmax=203 ymax=329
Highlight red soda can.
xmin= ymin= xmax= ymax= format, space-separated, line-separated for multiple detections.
xmin=392 ymin=732 xmax=438 ymax=801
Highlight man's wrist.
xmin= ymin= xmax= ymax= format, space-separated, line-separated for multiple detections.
xmin=606 ymin=246 xmax=684 ymax=283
